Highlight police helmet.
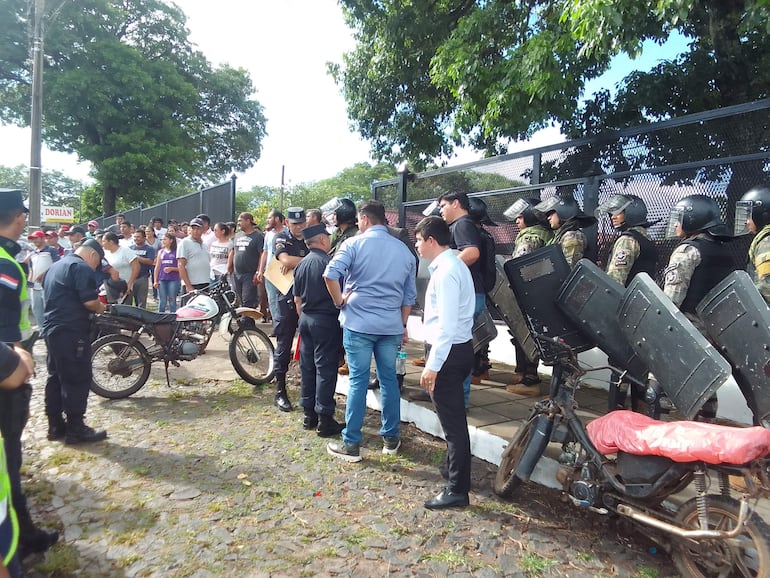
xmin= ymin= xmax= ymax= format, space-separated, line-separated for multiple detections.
xmin=335 ymin=198 xmax=357 ymax=225
xmin=503 ymin=198 xmax=542 ymax=227
xmin=595 ymin=194 xmax=648 ymax=229
xmin=468 ymin=197 xmax=497 ymax=226
xmin=666 ymin=194 xmax=729 ymax=238
xmin=735 ymin=186 xmax=770 ymax=235
xmin=533 ymin=195 xmax=580 ymax=222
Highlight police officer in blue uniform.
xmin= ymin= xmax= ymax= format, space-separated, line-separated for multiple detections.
xmin=292 ymin=224 xmax=345 ymax=437
xmin=271 ymin=208 xmax=308 ymax=412
xmin=43 ymin=238 xmax=108 ymax=444
xmin=0 ymin=189 xmax=59 ymax=558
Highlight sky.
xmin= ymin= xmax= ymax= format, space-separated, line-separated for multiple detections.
xmin=0 ymin=1 xmax=686 ymax=191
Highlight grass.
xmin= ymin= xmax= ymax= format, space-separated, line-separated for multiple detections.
xmin=520 ymin=552 xmax=558 ymax=576
xmin=34 ymin=543 xmax=79 ymax=575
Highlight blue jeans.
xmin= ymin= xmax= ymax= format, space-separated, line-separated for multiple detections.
xmin=265 ymin=279 xmax=280 ymax=322
xmin=158 ymin=279 xmax=180 ymax=313
xmin=31 ymin=287 xmax=45 ymax=328
xmin=462 ymin=293 xmax=487 ymax=407
xmin=342 ymin=329 xmax=402 ymax=445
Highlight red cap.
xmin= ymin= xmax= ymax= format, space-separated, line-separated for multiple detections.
xmin=28 ymin=230 xmax=45 ymax=239
xmin=45 ymin=230 xmax=58 ymax=237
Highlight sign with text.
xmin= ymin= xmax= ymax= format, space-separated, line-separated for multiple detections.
xmin=41 ymin=205 xmax=75 ymax=223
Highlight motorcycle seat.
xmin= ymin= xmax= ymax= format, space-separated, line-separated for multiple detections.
xmin=110 ymin=304 xmax=177 ymax=325
xmin=587 ymin=410 xmax=770 ymax=465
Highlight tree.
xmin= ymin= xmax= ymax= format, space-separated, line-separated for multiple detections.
xmin=0 ymin=164 xmax=92 ymax=221
xmin=0 ymin=0 xmax=266 ymax=216
xmin=334 ymin=0 xmax=769 ymax=184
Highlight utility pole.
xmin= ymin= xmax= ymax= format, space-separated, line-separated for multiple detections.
xmin=29 ymin=0 xmax=45 ymax=228
xmin=279 ymin=165 xmax=285 ymax=212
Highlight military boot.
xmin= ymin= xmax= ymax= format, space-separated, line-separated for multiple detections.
xmin=274 ymin=374 xmax=293 ymax=412
xmin=302 ymin=408 xmax=318 ymax=430
xmin=16 ymin=506 xmax=59 ymax=557
xmin=64 ymin=416 xmax=107 ymax=444
xmin=46 ymin=414 xmax=67 ymax=442
xmin=317 ymin=414 xmax=345 ymax=438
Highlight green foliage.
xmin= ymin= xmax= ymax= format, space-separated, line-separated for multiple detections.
xmin=0 ymin=0 xmax=266 ymax=216
xmin=335 ymin=0 xmax=770 ymax=194
xmin=0 ymin=163 xmax=93 ymax=221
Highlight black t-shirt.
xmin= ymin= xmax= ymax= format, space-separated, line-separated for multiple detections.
xmin=292 ymin=248 xmax=337 ymax=316
xmin=42 ymin=254 xmax=99 ymax=335
xmin=449 ymin=215 xmax=484 ymax=293
xmin=233 ymin=230 xmax=264 ymax=274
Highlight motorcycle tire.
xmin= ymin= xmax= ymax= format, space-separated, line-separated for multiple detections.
xmin=671 ymin=494 xmax=770 ymax=578
xmin=229 ymin=327 xmax=275 ymax=385
xmin=493 ymin=415 xmax=539 ymax=499
xmin=91 ymin=334 xmax=151 ymax=399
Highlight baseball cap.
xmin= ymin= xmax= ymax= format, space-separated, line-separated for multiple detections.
xmin=189 ymin=217 xmax=204 ymax=228
xmin=45 ymin=230 xmax=58 ymax=238
xmin=87 ymin=220 xmax=99 ymax=228
xmin=286 ymin=207 xmax=305 ymax=223
xmin=301 ymin=223 xmax=330 ymax=240
xmin=58 ymin=225 xmax=70 ymax=234
xmin=0 ymin=189 xmax=29 ymax=213
xmin=28 ymin=230 xmax=46 ymax=239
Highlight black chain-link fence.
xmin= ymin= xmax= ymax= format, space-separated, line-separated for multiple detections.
xmin=94 ymin=178 xmax=236 ymax=230
xmin=374 ymin=100 xmax=770 ymax=281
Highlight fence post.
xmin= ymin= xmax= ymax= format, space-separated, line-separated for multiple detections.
xmin=230 ymin=174 xmax=237 ymax=220
xmin=397 ymin=167 xmax=410 ymax=228
xmin=582 ymin=161 xmax=603 ymax=262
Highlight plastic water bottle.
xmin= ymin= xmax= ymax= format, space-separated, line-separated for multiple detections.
xmin=396 ymin=346 xmax=407 ymax=376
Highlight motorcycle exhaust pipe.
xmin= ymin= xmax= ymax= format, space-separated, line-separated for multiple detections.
xmin=616 ymin=501 xmax=750 ymax=539
xmin=513 ymin=414 xmax=553 ymax=482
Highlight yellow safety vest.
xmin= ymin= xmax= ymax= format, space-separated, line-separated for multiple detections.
xmin=0 ymin=245 xmax=31 ymax=339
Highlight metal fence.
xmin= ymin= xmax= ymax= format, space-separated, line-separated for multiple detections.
xmin=94 ymin=177 xmax=236 ymax=230
xmin=374 ymin=99 xmax=770 ymax=282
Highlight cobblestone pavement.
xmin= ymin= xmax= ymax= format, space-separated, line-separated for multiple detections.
xmin=19 ymin=334 xmax=676 ymax=578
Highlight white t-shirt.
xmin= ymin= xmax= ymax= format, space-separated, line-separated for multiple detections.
xmin=177 ymin=237 xmax=211 ymax=285
xmin=209 ymin=239 xmax=233 ymax=277
xmin=105 ymin=245 xmax=137 ymax=282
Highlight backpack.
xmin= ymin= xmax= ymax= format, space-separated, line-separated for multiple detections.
xmin=478 ymin=226 xmax=497 ymax=293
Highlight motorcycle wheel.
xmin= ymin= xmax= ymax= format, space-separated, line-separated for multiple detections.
xmin=672 ymin=494 xmax=770 ymax=578
xmin=229 ymin=327 xmax=275 ymax=385
xmin=91 ymin=334 xmax=151 ymax=399
xmin=493 ymin=416 xmax=538 ymax=499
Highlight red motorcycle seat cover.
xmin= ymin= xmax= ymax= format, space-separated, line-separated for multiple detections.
xmin=587 ymin=410 xmax=770 ymax=464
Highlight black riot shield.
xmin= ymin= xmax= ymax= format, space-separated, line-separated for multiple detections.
xmin=618 ymin=273 xmax=731 ymax=419
xmin=503 ymin=245 xmax=593 ymax=364
xmin=696 ymin=270 xmax=770 ymax=427
xmin=486 ymin=256 xmax=538 ymax=364
xmin=557 ymin=259 xmax=648 ymax=382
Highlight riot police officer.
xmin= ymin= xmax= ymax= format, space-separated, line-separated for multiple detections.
xmin=533 ymin=195 xmax=596 ymax=268
xmin=271 ymin=207 xmax=308 ymax=412
xmin=327 ymin=198 xmax=358 ymax=256
xmin=734 ymin=185 xmax=770 ymax=304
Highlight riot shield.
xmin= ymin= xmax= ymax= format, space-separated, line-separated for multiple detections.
xmin=471 ymin=307 xmax=498 ymax=354
xmin=486 ymin=256 xmax=538 ymax=364
xmin=696 ymin=270 xmax=770 ymax=427
xmin=558 ymin=259 xmax=648 ymax=382
xmin=503 ymin=245 xmax=593 ymax=364
xmin=618 ymin=273 xmax=731 ymax=419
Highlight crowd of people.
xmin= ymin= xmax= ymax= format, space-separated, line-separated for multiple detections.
xmin=3 ymin=183 xmax=770 ymax=574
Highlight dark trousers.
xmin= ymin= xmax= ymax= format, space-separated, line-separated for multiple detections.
xmin=45 ymin=331 xmax=93 ymax=421
xmin=273 ymin=292 xmax=298 ymax=377
xmin=298 ymin=313 xmax=342 ymax=415
xmin=0 ymin=384 xmax=32 ymax=517
xmin=514 ymin=341 xmax=539 ymax=376
xmin=428 ymin=340 xmax=474 ymax=494
xmin=233 ymin=272 xmax=259 ymax=309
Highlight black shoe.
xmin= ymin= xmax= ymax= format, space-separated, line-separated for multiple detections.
xmin=20 ymin=527 xmax=59 ymax=557
xmin=64 ymin=423 xmax=107 ymax=444
xmin=302 ymin=410 xmax=318 ymax=430
xmin=408 ymin=389 xmax=431 ymax=402
xmin=368 ymin=377 xmax=380 ymax=390
xmin=47 ymin=424 xmax=66 ymax=442
xmin=424 ymin=488 xmax=469 ymax=510
xmin=275 ymin=393 xmax=293 ymax=412
xmin=317 ymin=415 xmax=345 ymax=438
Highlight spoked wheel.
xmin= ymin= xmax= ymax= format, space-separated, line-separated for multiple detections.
xmin=493 ymin=416 xmax=539 ymax=498
xmin=229 ymin=327 xmax=275 ymax=385
xmin=672 ymin=495 xmax=770 ymax=578
xmin=91 ymin=334 xmax=151 ymax=399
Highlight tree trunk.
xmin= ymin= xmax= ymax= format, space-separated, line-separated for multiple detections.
xmin=103 ymin=184 xmax=117 ymax=217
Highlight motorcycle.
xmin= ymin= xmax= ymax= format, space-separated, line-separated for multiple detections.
xmin=90 ymin=277 xmax=275 ymax=398
xmin=494 ymin=249 xmax=770 ymax=577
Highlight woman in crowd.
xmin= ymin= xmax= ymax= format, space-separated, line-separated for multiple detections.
xmin=209 ymin=222 xmax=233 ymax=280
xmin=154 ymin=232 xmax=181 ymax=313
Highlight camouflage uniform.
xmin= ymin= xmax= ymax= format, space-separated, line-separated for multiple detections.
xmin=748 ymin=224 xmax=770 ymax=304
xmin=329 ymin=223 xmax=359 ymax=256
xmin=550 ymin=225 xmax=587 ymax=268
xmin=512 ymin=225 xmax=552 ymax=258
xmin=663 ymin=242 xmax=701 ymax=310
xmin=606 ymin=226 xmax=650 ymax=286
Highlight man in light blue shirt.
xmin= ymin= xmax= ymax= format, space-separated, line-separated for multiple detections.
xmin=415 ymin=216 xmax=475 ymax=509
xmin=324 ymin=200 xmax=416 ymax=462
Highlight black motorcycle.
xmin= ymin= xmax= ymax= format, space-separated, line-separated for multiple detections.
xmin=90 ymin=277 xmax=275 ymax=398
